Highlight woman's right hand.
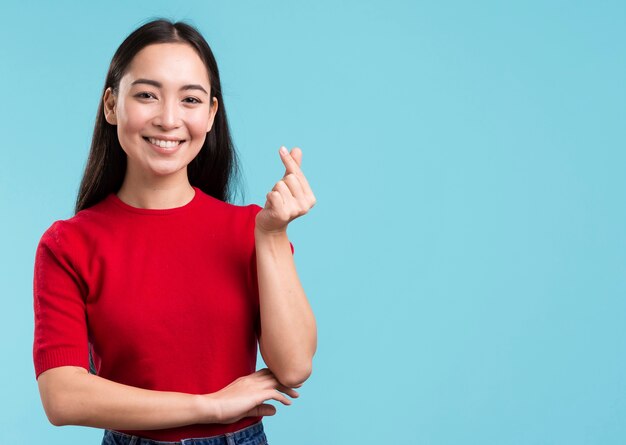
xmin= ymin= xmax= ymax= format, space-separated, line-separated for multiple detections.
xmin=204 ymin=368 xmax=300 ymax=424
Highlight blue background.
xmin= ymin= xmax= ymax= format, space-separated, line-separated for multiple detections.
xmin=1 ymin=1 xmax=625 ymax=444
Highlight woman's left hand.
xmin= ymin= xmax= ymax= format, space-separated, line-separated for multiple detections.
xmin=255 ymin=146 xmax=316 ymax=234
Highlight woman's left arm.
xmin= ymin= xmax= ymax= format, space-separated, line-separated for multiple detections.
xmin=254 ymin=146 xmax=318 ymax=388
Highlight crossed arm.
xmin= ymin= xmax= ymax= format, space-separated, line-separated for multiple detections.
xmin=255 ymin=227 xmax=317 ymax=388
xmin=253 ymin=146 xmax=318 ymax=387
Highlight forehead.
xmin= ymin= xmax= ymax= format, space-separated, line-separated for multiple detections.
xmin=123 ymin=43 xmax=210 ymax=87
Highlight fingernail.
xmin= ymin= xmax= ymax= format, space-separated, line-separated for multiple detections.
xmin=280 ymin=146 xmax=288 ymax=155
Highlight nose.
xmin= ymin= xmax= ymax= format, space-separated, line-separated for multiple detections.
xmin=153 ymin=98 xmax=182 ymax=130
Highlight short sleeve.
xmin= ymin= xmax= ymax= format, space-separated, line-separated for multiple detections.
xmin=33 ymin=221 xmax=90 ymax=379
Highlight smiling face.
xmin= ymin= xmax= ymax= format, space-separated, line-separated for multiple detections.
xmin=103 ymin=42 xmax=218 ymax=185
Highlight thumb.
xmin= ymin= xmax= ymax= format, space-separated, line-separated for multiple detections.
xmin=290 ymin=147 xmax=303 ymax=168
xmin=247 ymin=404 xmax=277 ymax=417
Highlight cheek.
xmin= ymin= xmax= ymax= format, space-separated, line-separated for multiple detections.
xmin=187 ymin=112 xmax=212 ymax=137
xmin=118 ymin=104 xmax=150 ymax=137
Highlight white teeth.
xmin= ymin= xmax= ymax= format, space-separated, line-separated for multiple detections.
xmin=148 ymin=137 xmax=181 ymax=148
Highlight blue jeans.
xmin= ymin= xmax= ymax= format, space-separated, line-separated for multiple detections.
xmin=101 ymin=421 xmax=268 ymax=445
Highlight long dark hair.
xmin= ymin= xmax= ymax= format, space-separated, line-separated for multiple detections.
xmin=75 ymin=18 xmax=242 ymax=214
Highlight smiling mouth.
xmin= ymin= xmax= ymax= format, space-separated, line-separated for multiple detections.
xmin=143 ymin=137 xmax=185 ymax=148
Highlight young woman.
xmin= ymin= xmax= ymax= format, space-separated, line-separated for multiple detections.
xmin=33 ymin=18 xmax=317 ymax=445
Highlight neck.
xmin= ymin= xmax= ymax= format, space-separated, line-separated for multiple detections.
xmin=116 ymin=169 xmax=195 ymax=210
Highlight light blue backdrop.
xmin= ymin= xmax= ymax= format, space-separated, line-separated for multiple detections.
xmin=1 ymin=1 xmax=625 ymax=444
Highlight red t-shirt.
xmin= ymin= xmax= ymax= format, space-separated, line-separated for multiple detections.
xmin=33 ymin=186 xmax=293 ymax=440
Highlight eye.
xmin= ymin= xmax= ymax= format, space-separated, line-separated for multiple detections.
xmin=183 ymin=97 xmax=202 ymax=104
xmin=135 ymin=92 xmax=156 ymax=100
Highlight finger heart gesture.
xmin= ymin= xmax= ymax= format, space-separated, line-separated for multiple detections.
xmin=255 ymin=146 xmax=316 ymax=234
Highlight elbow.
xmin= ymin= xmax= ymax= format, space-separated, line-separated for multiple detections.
xmin=40 ymin=391 xmax=71 ymax=427
xmin=275 ymin=361 xmax=313 ymax=388
xmin=37 ymin=367 xmax=84 ymax=427
xmin=40 ymin=386 xmax=76 ymax=427
xmin=47 ymin=412 xmax=68 ymax=427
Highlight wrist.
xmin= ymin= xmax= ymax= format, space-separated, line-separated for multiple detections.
xmin=254 ymin=226 xmax=288 ymax=239
xmin=194 ymin=393 xmax=221 ymax=423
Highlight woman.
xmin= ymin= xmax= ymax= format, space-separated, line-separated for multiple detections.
xmin=33 ymin=18 xmax=317 ymax=445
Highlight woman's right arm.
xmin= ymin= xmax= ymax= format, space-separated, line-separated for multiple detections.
xmin=37 ymin=366 xmax=297 ymax=430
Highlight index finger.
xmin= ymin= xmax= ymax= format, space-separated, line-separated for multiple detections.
xmin=279 ymin=146 xmax=315 ymax=196
xmin=279 ymin=146 xmax=303 ymax=176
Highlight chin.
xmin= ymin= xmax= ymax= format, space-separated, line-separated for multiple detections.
xmin=148 ymin=164 xmax=188 ymax=177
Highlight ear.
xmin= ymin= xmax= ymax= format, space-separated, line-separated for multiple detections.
xmin=103 ymin=87 xmax=118 ymax=125
xmin=206 ymin=97 xmax=219 ymax=133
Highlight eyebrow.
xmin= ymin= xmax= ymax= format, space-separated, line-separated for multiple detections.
xmin=130 ymin=78 xmax=209 ymax=95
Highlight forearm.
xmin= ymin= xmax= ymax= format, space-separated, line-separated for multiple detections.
xmin=254 ymin=228 xmax=317 ymax=387
xmin=37 ymin=366 xmax=211 ymax=429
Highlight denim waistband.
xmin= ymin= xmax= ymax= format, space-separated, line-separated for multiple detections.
xmin=102 ymin=420 xmax=266 ymax=445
